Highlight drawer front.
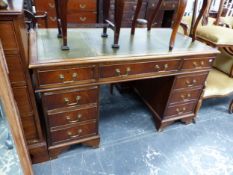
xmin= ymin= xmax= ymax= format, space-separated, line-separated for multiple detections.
xmin=173 ymin=73 xmax=208 ymax=90
xmin=181 ymin=57 xmax=214 ymax=71
xmin=12 ymin=86 xmax=33 ymax=116
xmin=5 ymin=54 xmax=26 ymax=85
xmin=38 ymin=65 xmax=96 ymax=87
xmin=0 ymin=22 xmax=18 ymax=50
xmin=48 ymin=106 xmax=98 ymax=128
xmin=100 ymin=59 xmax=180 ymax=80
xmin=169 ymin=89 xmax=202 ymax=105
xmin=68 ymin=12 xmax=97 ymax=23
xmin=164 ymin=102 xmax=196 ymax=119
xmin=68 ymin=0 xmax=97 ymax=12
xmin=43 ymin=87 xmax=98 ymax=110
xmin=50 ymin=122 xmax=97 ymax=144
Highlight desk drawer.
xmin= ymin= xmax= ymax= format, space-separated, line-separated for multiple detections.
xmin=50 ymin=121 xmax=97 ymax=144
xmin=37 ymin=65 xmax=96 ymax=87
xmin=164 ymin=102 xmax=196 ymax=119
xmin=181 ymin=57 xmax=214 ymax=71
xmin=169 ymin=88 xmax=202 ymax=105
xmin=48 ymin=106 xmax=98 ymax=128
xmin=173 ymin=73 xmax=208 ymax=90
xmin=43 ymin=86 xmax=98 ymax=110
xmin=100 ymin=59 xmax=180 ymax=80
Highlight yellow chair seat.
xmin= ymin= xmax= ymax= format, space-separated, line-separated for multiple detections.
xmin=196 ymin=25 xmax=233 ymax=45
xmin=204 ymin=68 xmax=233 ymax=98
xmin=221 ymin=16 xmax=233 ymax=28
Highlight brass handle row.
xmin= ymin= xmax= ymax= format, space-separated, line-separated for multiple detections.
xmin=154 ymin=64 xmax=168 ymax=72
xmin=67 ymin=129 xmax=82 ymax=138
xmin=180 ymin=93 xmax=191 ymax=101
xmin=66 ymin=114 xmax=82 ymax=124
xmin=49 ymin=17 xmax=57 ymax=22
xmin=185 ymin=79 xmax=197 ymax=87
xmin=176 ymin=107 xmax=186 ymax=115
xmin=192 ymin=61 xmax=205 ymax=68
xmin=48 ymin=3 xmax=55 ymax=8
xmin=59 ymin=72 xmax=78 ymax=83
xmin=115 ymin=67 xmax=131 ymax=77
xmin=64 ymin=96 xmax=81 ymax=106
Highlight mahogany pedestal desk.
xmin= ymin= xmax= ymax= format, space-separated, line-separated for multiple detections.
xmin=29 ymin=28 xmax=218 ymax=158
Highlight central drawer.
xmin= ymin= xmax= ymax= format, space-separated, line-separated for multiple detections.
xmin=50 ymin=121 xmax=97 ymax=145
xmin=43 ymin=86 xmax=98 ymax=110
xmin=100 ymin=59 xmax=181 ymax=81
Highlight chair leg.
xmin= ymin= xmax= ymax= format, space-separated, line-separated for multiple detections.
xmin=147 ymin=0 xmax=163 ymax=31
xmin=44 ymin=12 xmax=48 ymax=28
xmin=169 ymin=0 xmax=187 ymax=51
xmin=131 ymin=0 xmax=143 ymax=35
xmin=191 ymin=0 xmax=209 ymax=41
xmin=229 ymin=100 xmax=233 ymax=114
xmin=112 ymin=0 xmax=125 ymax=48
xmin=102 ymin=0 xmax=110 ymax=38
xmin=54 ymin=0 xmax=62 ymax=38
xmin=59 ymin=0 xmax=69 ymax=50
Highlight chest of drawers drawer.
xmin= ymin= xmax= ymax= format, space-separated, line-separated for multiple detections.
xmin=164 ymin=101 xmax=196 ymax=119
xmin=181 ymin=57 xmax=214 ymax=71
xmin=68 ymin=12 xmax=97 ymax=23
xmin=100 ymin=59 xmax=181 ymax=81
xmin=43 ymin=86 xmax=98 ymax=111
xmin=50 ymin=121 xmax=97 ymax=145
xmin=48 ymin=106 xmax=98 ymax=128
xmin=173 ymin=73 xmax=208 ymax=90
xmin=37 ymin=65 xmax=96 ymax=88
xmin=168 ymin=88 xmax=202 ymax=105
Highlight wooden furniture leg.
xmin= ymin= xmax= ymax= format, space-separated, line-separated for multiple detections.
xmin=131 ymin=0 xmax=143 ymax=35
xmin=147 ymin=0 xmax=163 ymax=31
xmin=169 ymin=0 xmax=187 ymax=51
xmin=112 ymin=0 xmax=125 ymax=48
xmin=56 ymin=0 xmax=69 ymax=50
xmin=191 ymin=0 xmax=210 ymax=41
xmin=229 ymin=100 xmax=233 ymax=114
xmin=102 ymin=0 xmax=110 ymax=38
xmin=54 ymin=0 xmax=62 ymax=38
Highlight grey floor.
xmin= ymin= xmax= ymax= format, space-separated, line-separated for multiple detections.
xmin=33 ymin=85 xmax=233 ymax=175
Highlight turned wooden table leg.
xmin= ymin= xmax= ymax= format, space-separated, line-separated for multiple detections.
xmin=169 ymin=0 xmax=187 ymax=51
xmin=102 ymin=0 xmax=110 ymax=38
xmin=147 ymin=0 xmax=163 ymax=31
xmin=191 ymin=0 xmax=209 ymax=41
xmin=54 ymin=0 xmax=62 ymax=38
xmin=112 ymin=0 xmax=125 ymax=48
xmin=229 ymin=100 xmax=233 ymax=114
xmin=131 ymin=0 xmax=143 ymax=35
xmin=59 ymin=0 xmax=69 ymax=50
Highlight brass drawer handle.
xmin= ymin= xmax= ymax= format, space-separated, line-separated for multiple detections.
xmin=48 ymin=3 xmax=55 ymax=8
xmin=185 ymin=79 xmax=197 ymax=87
xmin=193 ymin=61 xmax=205 ymax=68
xmin=79 ymin=4 xmax=87 ymax=9
xmin=49 ymin=17 xmax=57 ymax=22
xmin=80 ymin=17 xmax=87 ymax=22
xmin=59 ymin=73 xmax=78 ymax=83
xmin=181 ymin=93 xmax=191 ymax=101
xmin=155 ymin=64 xmax=168 ymax=72
xmin=67 ymin=129 xmax=82 ymax=138
xmin=176 ymin=107 xmax=186 ymax=115
xmin=64 ymin=96 xmax=81 ymax=106
xmin=66 ymin=114 xmax=82 ymax=124
xmin=115 ymin=67 xmax=131 ymax=77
